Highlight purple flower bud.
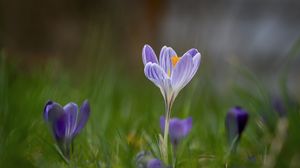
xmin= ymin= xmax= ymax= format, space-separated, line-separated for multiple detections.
xmin=225 ymin=106 xmax=249 ymax=144
xmin=44 ymin=99 xmax=90 ymax=159
xmin=160 ymin=116 xmax=192 ymax=146
xmin=147 ymin=158 xmax=165 ymax=168
xmin=272 ymin=97 xmax=286 ymax=117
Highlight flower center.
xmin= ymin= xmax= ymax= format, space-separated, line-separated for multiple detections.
xmin=168 ymin=56 xmax=180 ymax=76
xmin=171 ymin=56 xmax=180 ymax=67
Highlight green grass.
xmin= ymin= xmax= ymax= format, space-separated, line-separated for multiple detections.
xmin=0 ymin=47 xmax=299 ymax=168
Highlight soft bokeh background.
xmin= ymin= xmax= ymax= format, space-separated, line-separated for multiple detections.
xmin=0 ymin=0 xmax=300 ymax=167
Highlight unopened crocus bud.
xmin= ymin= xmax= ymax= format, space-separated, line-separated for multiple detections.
xmin=44 ymin=99 xmax=90 ymax=159
xmin=225 ymin=106 xmax=249 ymax=145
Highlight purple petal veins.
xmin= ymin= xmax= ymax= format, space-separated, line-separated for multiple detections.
xmin=143 ymin=44 xmax=158 ymax=65
xmin=144 ymin=63 xmax=170 ymax=91
xmin=171 ymin=53 xmax=194 ymax=92
xmin=159 ymin=46 xmax=173 ymax=75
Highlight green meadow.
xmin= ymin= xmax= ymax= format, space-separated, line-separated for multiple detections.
xmin=0 ymin=38 xmax=299 ymax=168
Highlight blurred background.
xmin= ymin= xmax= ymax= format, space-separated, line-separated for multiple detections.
xmin=1 ymin=0 xmax=300 ymax=91
xmin=0 ymin=0 xmax=300 ymax=167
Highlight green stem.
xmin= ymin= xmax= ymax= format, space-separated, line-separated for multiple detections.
xmin=172 ymin=145 xmax=177 ymax=168
xmin=162 ymin=98 xmax=172 ymax=164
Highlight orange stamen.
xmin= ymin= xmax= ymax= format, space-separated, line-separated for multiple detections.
xmin=171 ymin=56 xmax=180 ymax=67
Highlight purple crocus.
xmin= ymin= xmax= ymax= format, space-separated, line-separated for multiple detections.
xmin=147 ymin=158 xmax=165 ymax=168
xmin=44 ymin=100 xmax=90 ymax=159
xmin=143 ymin=44 xmax=201 ymax=108
xmin=225 ymin=106 xmax=249 ymax=145
xmin=142 ymin=44 xmax=200 ymax=162
xmin=272 ymin=97 xmax=286 ymax=117
xmin=135 ymin=151 xmax=165 ymax=168
xmin=160 ymin=116 xmax=192 ymax=147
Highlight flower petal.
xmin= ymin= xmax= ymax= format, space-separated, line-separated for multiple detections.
xmin=159 ymin=46 xmax=177 ymax=75
xmin=159 ymin=117 xmax=192 ymax=145
xmin=183 ymin=117 xmax=192 ymax=136
xmin=171 ymin=53 xmax=194 ymax=92
xmin=74 ymin=100 xmax=90 ymax=135
xmin=63 ymin=102 xmax=79 ymax=137
xmin=169 ymin=118 xmax=185 ymax=140
xmin=54 ymin=113 xmax=68 ymax=140
xmin=144 ymin=63 xmax=170 ymax=92
xmin=142 ymin=44 xmax=158 ymax=65
xmin=44 ymin=100 xmax=64 ymax=122
xmin=185 ymin=48 xmax=199 ymax=57
xmin=191 ymin=53 xmax=201 ymax=75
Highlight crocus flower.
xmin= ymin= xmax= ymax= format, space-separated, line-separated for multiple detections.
xmin=147 ymin=158 xmax=165 ymax=168
xmin=225 ymin=106 xmax=249 ymax=145
xmin=135 ymin=151 xmax=165 ymax=168
xmin=44 ymin=100 xmax=90 ymax=159
xmin=142 ymin=44 xmax=201 ymax=109
xmin=143 ymin=44 xmax=200 ymax=163
xmin=160 ymin=116 xmax=192 ymax=147
xmin=272 ymin=97 xmax=286 ymax=117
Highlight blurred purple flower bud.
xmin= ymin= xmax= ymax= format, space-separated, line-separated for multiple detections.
xmin=147 ymin=158 xmax=165 ymax=168
xmin=160 ymin=116 xmax=192 ymax=146
xmin=225 ymin=106 xmax=249 ymax=144
xmin=272 ymin=97 xmax=286 ymax=117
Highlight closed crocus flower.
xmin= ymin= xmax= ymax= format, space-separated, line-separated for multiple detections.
xmin=160 ymin=116 xmax=192 ymax=147
xmin=225 ymin=106 xmax=249 ymax=146
xmin=44 ymin=100 xmax=90 ymax=159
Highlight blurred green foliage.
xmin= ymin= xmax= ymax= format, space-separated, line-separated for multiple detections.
xmin=0 ymin=41 xmax=299 ymax=168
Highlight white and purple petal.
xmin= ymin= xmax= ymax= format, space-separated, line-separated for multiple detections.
xmin=185 ymin=48 xmax=199 ymax=57
xmin=142 ymin=44 xmax=158 ymax=65
xmin=159 ymin=46 xmax=172 ymax=75
xmin=170 ymin=53 xmax=194 ymax=92
xmin=144 ymin=63 xmax=170 ymax=92
xmin=160 ymin=46 xmax=177 ymax=75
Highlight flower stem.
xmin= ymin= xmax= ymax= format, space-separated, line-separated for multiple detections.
xmin=162 ymin=98 xmax=172 ymax=164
